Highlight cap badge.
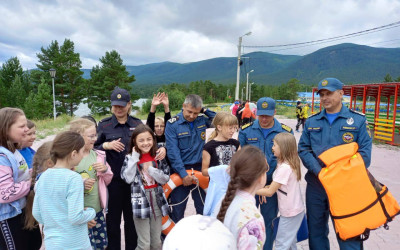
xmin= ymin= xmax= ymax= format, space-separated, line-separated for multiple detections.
xmin=262 ymin=102 xmax=268 ymax=109
xmin=117 ymin=94 xmax=122 ymax=99
xmin=346 ymin=117 xmax=354 ymax=125
xmin=321 ymin=80 xmax=328 ymax=86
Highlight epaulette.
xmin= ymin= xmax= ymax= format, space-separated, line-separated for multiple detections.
xmin=241 ymin=122 xmax=253 ymax=130
xmin=308 ymin=111 xmax=321 ymax=118
xmin=198 ymin=113 xmax=205 ymax=116
xmin=349 ymin=109 xmax=366 ymax=116
xmin=99 ymin=116 xmax=112 ymax=123
xmin=281 ymin=123 xmax=292 ymax=133
xmin=168 ymin=116 xmax=179 ymax=124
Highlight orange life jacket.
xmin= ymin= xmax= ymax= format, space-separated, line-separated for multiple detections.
xmin=318 ymin=142 xmax=400 ymax=241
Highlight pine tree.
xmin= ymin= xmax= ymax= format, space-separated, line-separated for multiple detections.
xmin=87 ymin=50 xmax=135 ymax=115
xmin=24 ymin=78 xmax=52 ymax=119
xmin=0 ymin=57 xmax=25 ymax=107
xmin=8 ymin=75 xmax=27 ymax=108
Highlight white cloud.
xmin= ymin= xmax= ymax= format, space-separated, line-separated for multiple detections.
xmin=0 ymin=0 xmax=399 ymax=69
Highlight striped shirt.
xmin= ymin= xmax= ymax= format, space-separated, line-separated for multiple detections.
xmin=33 ymin=168 xmax=96 ymax=249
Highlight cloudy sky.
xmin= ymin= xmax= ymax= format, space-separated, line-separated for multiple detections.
xmin=1 ymin=0 xmax=399 ymax=69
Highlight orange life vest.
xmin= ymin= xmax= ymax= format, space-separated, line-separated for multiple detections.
xmin=318 ymin=142 xmax=400 ymax=241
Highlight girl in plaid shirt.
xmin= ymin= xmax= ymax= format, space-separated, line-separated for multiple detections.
xmin=121 ymin=124 xmax=170 ymax=249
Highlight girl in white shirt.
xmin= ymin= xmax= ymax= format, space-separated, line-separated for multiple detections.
xmin=257 ymin=132 xmax=305 ymax=250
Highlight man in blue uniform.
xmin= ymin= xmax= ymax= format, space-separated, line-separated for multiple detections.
xmin=238 ymin=97 xmax=293 ymax=250
xmin=298 ymin=78 xmax=372 ymax=250
xmin=165 ymin=94 xmax=216 ymax=222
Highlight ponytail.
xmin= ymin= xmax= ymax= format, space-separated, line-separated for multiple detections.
xmin=207 ymin=130 xmax=218 ymax=142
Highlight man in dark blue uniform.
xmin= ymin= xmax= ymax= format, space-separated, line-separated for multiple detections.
xmin=165 ymin=94 xmax=216 ymax=222
xmin=238 ymin=97 xmax=293 ymax=250
xmin=95 ymin=87 xmax=142 ymax=250
xmin=298 ymin=78 xmax=372 ymax=250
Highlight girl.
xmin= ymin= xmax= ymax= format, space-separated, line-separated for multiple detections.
xmin=202 ymin=112 xmax=240 ymax=217
xmin=24 ymin=141 xmax=54 ymax=231
xmin=202 ymin=111 xmax=240 ymax=177
xmin=257 ymin=132 xmax=305 ymax=250
xmin=0 ymin=107 xmax=39 ymax=250
xmin=217 ymin=145 xmax=268 ymax=249
xmin=146 ymin=92 xmax=171 ymax=147
xmin=121 ymin=124 xmax=170 ymax=250
xmin=69 ymin=118 xmax=113 ymax=249
xmin=32 ymin=131 xmax=96 ymax=249
xmin=18 ymin=119 xmax=37 ymax=169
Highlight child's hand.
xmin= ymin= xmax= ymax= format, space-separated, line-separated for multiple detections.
xmin=155 ymin=147 xmax=166 ymax=161
xmin=84 ymin=178 xmax=96 ymax=191
xmin=93 ymin=162 xmax=107 ymax=173
xmin=87 ymin=219 xmax=96 ymax=229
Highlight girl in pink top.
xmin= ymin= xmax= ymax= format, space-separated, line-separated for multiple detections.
xmin=257 ymin=132 xmax=305 ymax=250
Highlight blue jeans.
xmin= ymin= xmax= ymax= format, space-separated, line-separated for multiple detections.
xmin=169 ymin=184 xmax=206 ymax=222
xmin=256 ymin=193 xmax=278 ymax=250
xmin=306 ymin=173 xmax=363 ymax=250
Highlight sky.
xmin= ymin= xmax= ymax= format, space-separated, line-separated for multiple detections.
xmin=1 ymin=0 xmax=400 ymax=70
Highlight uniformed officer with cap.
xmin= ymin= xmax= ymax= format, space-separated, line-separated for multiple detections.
xmin=165 ymin=94 xmax=216 ymax=222
xmin=298 ymin=78 xmax=372 ymax=249
xmin=95 ymin=87 xmax=143 ymax=249
xmin=238 ymin=97 xmax=293 ymax=250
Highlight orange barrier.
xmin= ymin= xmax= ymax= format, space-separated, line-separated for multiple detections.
xmin=161 ymin=170 xmax=209 ymax=235
xmin=318 ymin=142 xmax=400 ymax=240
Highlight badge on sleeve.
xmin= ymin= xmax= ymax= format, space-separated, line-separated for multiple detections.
xmin=201 ymin=131 xmax=205 ymax=140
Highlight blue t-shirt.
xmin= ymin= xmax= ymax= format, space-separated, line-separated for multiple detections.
xmin=262 ymin=128 xmax=272 ymax=139
xmin=188 ymin=122 xmax=194 ymax=130
xmin=326 ymin=112 xmax=339 ymax=125
xmin=18 ymin=147 xmax=36 ymax=169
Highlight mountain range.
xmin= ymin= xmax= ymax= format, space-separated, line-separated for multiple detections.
xmin=81 ymin=43 xmax=400 ymax=85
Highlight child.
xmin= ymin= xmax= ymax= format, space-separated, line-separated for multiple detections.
xmin=257 ymin=132 xmax=305 ymax=250
xmin=18 ymin=119 xmax=37 ymax=169
xmin=202 ymin=112 xmax=240 ymax=217
xmin=69 ymin=118 xmax=113 ymax=249
xmin=146 ymin=92 xmax=171 ymax=147
xmin=217 ymin=145 xmax=268 ymax=249
xmin=202 ymin=111 xmax=240 ymax=176
xmin=121 ymin=124 xmax=170 ymax=249
xmin=24 ymin=141 xmax=54 ymax=231
xmin=0 ymin=107 xmax=38 ymax=250
xmin=32 ymin=131 xmax=96 ymax=249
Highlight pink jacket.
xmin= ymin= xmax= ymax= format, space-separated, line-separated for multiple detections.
xmin=94 ymin=150 xmax=113 ymax=212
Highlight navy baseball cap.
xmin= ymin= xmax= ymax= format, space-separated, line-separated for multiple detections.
xmin=317 ymin=78 xmax=343 ymax=94
xmin=257 ymin=97 xmax=275 ymax=116
xmin=111 ymin=87 xmax=131 ymax=106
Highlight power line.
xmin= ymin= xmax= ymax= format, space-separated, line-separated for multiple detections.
xmin=243 ymin=21 xmax=400 ymax=49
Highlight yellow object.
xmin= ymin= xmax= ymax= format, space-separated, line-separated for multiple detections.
xmin=318 ymin=142 xmax=400 ymax=240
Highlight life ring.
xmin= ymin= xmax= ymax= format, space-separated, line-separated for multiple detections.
xmin=161 ymin=169 xmax=209 ymax=235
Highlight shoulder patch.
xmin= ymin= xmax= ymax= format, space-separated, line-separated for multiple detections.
xmin=168 ymin=116 xmax=179 ymax=124
xmin=308 ymin=111 xmax=321 ymax=118
xmin=349 ymin=109 xmax=365 ymax=116
xmin=197 ymin=113 xmax=205 ymax=117
xmin=281 ymin=123 xmax=292 ymax=133
xmin=241 ymin=122 xmax=253 ymax=130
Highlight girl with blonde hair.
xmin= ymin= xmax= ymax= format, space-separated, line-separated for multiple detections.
xmin=257 ymin=132 xmax=305 ymax=250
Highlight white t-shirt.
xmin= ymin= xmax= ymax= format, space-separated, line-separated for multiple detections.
xmin=14 ymin=150 xmax=31 ymax=182
xmin=272 ymin=162 xmax=304 ymax=217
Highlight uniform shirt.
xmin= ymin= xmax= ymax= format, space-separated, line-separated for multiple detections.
xmin=298 ymin=105 xmax=372 ymax=181
xmin=165 ymin=109 xmax=216 ymax=178
xmin=238 ymin=118 xmax=293 ymax=184
xmin=95 ymin=114 xmax=143 ymax=180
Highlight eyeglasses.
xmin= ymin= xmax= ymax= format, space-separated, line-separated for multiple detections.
xmin=87 ymin=135 xmax=98 ymax=140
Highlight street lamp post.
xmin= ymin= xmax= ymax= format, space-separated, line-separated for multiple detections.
xmin=49 ymin=68 xmax=56 ymax=120
xmin=241 ymin=87 xmax=245 ymax=101
xmin=246 ymin=69 xmax=254 ymax=101
xmin=249 ymin=82 xmax=255 ymax=102
xmin=235 ymin=31 xmax=252 ymax=100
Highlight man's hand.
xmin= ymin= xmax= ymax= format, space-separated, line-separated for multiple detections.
xmin=182 ymin=175 xmax=194 ymax=186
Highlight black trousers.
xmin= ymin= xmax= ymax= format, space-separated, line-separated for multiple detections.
xmin=106 ymin=179 xmax=138 ymax=250
xmin=296 ymin=118 xmax=305 ymax=131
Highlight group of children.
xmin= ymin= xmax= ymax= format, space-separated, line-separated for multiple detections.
xmin=0 ymin=105 xmax=304 ymax=250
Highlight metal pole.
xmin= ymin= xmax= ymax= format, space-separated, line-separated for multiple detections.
xmin=235 ymin=37 xmax=242 ymax=100
xmin=246 ymin=72 xmax=249 ymax=101
xmin=52 ymin=77 xmax=56 ymax=120
xmin=241 ymin=87 xmax=244 ymax=101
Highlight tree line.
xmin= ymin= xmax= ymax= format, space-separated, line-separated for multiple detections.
xmin=1 ymin=38 xmax=399 ymax=119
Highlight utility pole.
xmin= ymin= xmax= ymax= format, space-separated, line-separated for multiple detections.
xmin=235 ymin=32 xmax=252 ymax=100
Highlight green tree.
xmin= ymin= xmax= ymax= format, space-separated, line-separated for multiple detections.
xmin=8 ymin=76 xmax=27 ymax=108
xmin=24 ymin=78 xmax=53 ymax=119
xmin=87 ymin=50 xmax=136 ymax=114
xmin=32 ymin=39 xmax=84 ymax=116
xmin=0 ymin=57 xmax=26 ymax=107
xmin=383 ymin=73 xmax=393 ymax=82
